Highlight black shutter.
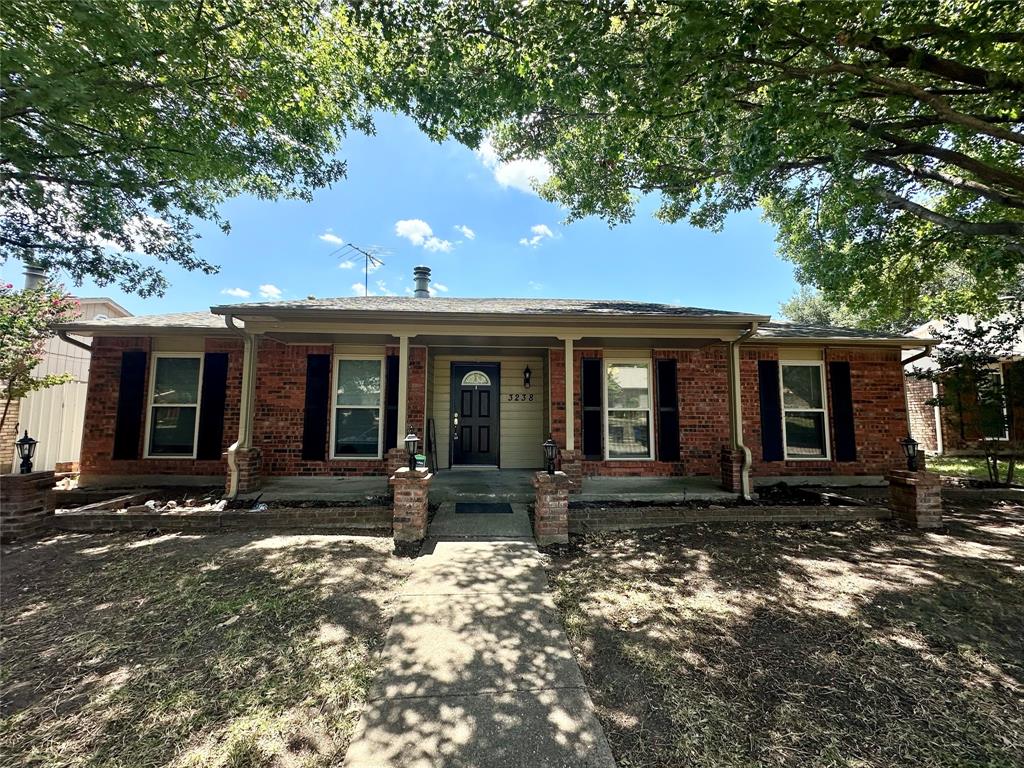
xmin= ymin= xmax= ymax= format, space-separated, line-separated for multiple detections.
xmin=758 ymin=359 xmax=784 ymax=461
xmin=829 ymin=361 xmax=857 ymax=461
xmin=656 ymin=359 xmax=680 ymax=461
xmin=112 ymin=350 xmax=147 ymax=460
xmin=196 ymin=352 xmax=229 ymax=460
xmin=302 ymin=354 xmax=331 ymax=460
xmin=581 ymin=357 xmax=603 ymax=460
xmin=383 ymin=354 xmax=399 ymax=450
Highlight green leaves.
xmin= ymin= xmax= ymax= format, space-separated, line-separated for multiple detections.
xmin=1 ymin=0 xmax=379 ymax=296
xmin=0 ymin=282 xmax=80 ymax=431
xmin=372 ymin=0 xmax=1024 ymax=324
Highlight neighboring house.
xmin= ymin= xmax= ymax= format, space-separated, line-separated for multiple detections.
xmin=905 ymin=317 xmax=1024 ymax=455
xmin=57 ymin=267 xmax=930 ymax=496
xmin=4 ymin=297 xmax=132 ymax=473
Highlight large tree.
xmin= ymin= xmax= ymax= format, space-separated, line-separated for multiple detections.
xmin=1 ymin=0 xmax=378 ymax=296
xmin=369 ymin=0 xmax=1024 ymax=323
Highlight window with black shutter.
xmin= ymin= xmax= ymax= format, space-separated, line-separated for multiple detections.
xmin=656 ymin=358 xmax=680 ymax=461
xmin=581 ymin=357 xmax=603 ymax=459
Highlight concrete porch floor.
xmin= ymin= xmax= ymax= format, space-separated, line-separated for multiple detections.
xmin=243 ymin=470 xmax=736 ymax=503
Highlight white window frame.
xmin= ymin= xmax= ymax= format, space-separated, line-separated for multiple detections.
xmin=144 ymin=352 xmax=204 ymax=459
xmin=981 ymin=364 xmax=1010 ymax=440
xmin=329 ymin=354 xmax=386 ymax=460
xmin=603 ymin=358 xmax=655 ymax=461
xmin=779 ymin=360 xmax=831 ymax=461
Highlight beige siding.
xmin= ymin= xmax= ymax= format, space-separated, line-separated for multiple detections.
xmin=431 ymin=353 xmax=546 ymax=469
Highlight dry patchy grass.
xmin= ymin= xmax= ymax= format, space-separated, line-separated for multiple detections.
xmin=548 ymin=493 xmax=1024 ymax=767
xmin=1 ymin=531 xmax=410 ymax=768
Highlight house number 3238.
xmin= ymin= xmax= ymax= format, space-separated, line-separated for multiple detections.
xmin=507 ymin=393 xmax=535 ymax=402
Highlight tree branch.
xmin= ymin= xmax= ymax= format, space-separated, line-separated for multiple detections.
xmin=879 ymin=189 xmax=1024 ymax=246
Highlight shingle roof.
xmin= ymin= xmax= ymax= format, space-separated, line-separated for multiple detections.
xmin=210 ymin=296 xmax=765 ymax=318
xmin=755 ymin=321 xmax=929 ymax=343
xmin=62 ymin=310 xmax=226 ymax=331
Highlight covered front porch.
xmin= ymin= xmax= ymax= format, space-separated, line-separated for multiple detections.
xmin=240 ymin=469 xmax=736 ymax=504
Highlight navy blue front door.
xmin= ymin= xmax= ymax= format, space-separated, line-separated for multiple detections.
xmin=451 ymin=363 xmax=500 ymax=465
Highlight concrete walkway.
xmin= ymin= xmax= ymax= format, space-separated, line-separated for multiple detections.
xmin=343 ymin=514 xmax=616 ymax=767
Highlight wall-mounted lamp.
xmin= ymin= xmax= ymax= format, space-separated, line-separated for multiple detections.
xmin=523 ymin=365 xmax=532 ymax=389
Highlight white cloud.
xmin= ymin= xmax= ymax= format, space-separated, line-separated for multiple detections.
xmin=338 ymin=259 xmax=356 ymax=269
xmin=433 ymin=283 xmax=449 ymax=293
xmin=395 ymin=219 xmax=453 ymax=253
xmin=454 ymin=225 xmax=476 ymax=240
xmin=220 ymin=287 xmax=251 ymax=298
xmin=375 ymin=279 xmax=397 ymax=296
xmin=528 ymin=281 xmax=543 ymax=291
xmin=476 ymin=137 xmax=552 ymax=195
xmin=351 ymin=282 xmax=372 ymax=296
xmin=319 ymin=231 xmax=344 ymax=246
xmin=258 ymin=283 xmax=283 ymax=299
xmin=518 ymin=223 xmax=555 ymax=248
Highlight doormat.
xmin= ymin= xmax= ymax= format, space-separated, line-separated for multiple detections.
xmin=455 ymin=502 xmax=514 ymax=515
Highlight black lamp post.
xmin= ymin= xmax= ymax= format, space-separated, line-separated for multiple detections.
xmin=542 ymin=437 xmax=558 ymax=475
xmin=16 ymin=430 xmax=38 ymax=474
xmin=523 ymin=365 xmax=532 ymax=389
xmin=899 ymin=435 xmax=920 ymax=471
xmin=404 ymin=431 xmax=420 ymax=471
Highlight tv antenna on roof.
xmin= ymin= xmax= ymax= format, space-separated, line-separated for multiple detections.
xmin=331 ymin=242 xmax=388 ymax=295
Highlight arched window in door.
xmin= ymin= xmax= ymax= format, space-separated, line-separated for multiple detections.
xmin=461 ymin=370 xmax=491 ymax=387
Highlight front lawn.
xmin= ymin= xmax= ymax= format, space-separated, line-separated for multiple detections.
xmin=927 ymin=455 xmax=992 ymax=480
xmin=548 ymin=494 xmax=1024 ymax=767
xmin=1 ymin=531 xmax=410 ymax=767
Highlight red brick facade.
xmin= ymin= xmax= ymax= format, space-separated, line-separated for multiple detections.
xmin=906 ymin=376 xmax=939 ymax=453
xmin=81 ymin=336 xmax=243 ymax=479
xmin=79 ymin=332 xmax=909 ymax=485
xmin=741 ymin=347 xmax=907 ymax=477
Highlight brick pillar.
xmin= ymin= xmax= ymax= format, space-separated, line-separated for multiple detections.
xmin=558 ymin=449 xmax=582 ymax=494
xmin=391 ymin=467 xmax=432 ymax=543
xmin=888 ymin=469 xmax=942 ymax=528
xmin=720 ymin=446 xmax=744 ymax=493
xmin=1 ymin=470 xmax=55 ymax=543
xmin=225 ymin=447 xmax=262 ymax=495
xmin=532 ymin=471 xmax=570 ymax=545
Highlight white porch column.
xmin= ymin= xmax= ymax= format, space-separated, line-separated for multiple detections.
xmin=564 ymin=337 xmax=574 ymax=450
xmin=396 ymin=334 xmax=410 ymax=436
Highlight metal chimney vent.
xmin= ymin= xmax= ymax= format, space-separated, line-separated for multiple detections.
xmin=413 ymin=266 xmax=431 ymax=298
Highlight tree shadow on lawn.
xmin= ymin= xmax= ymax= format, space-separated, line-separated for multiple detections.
xmin=548 ymin=497 xmax=1024 ymax=767
xmin=1 ymin=530 xmax=411 ymax=768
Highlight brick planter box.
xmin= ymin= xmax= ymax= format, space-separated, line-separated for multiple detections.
xmin=53 ymin=505 xmax=393 ymax=533
xmin=569 ymin=503 xmax=891 ymax=533
xmin=1 ymin=471 xmax=56 ymax=542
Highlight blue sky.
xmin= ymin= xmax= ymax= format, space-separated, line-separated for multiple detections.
xmin=2 ymin=113 xmax=799 ymax=317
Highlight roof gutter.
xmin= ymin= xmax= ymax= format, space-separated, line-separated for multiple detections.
xmin=730 ymin=322 xmax=759 ymax=500
xmin=57 ymin=329 xmax=92 ymax=352
xmin=224 ymin=313 xmax=257 ymax=500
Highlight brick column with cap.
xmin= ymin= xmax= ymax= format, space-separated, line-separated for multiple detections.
xmin=391 ymin=467 xmax=432 ymax=543
xmin=888 ymin=469 xmax=942 ymax=528
xmin=532 ymin=470 xmax=570 ymax=545
xmin=225 ymin=447 xmax=262 ymax=496
xmin=720 ymin=446 xmax=744 ymax=493
xmin=1 ymin=470 xmax=55 ymax=542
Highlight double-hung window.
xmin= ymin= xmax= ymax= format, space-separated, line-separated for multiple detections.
xmin=332 ymin=357 xmax=384 ymax=458
xmin=146 ymin=354 xmax=203 ymax=457
xmin=604 ymin=360 xmax=653 ymax=460
xmin=780 ymin=362 xmax=830 ymax=459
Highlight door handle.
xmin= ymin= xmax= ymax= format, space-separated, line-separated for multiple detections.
xmin=452 ymin=411 xmax=459 ymax=439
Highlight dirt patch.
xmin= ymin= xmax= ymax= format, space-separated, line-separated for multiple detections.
xmin=547 ymin=492 xmax=1024 ymax=767
xmin=1 ymin=530 xmax=411 ymax=767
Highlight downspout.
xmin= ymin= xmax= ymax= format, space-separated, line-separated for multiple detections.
xmin=729 ymin=322 xmax=759 ymax=500
xmin=224 ymin=313 xmax=255 ymax=499
xmin=58 ymin=329 xmax=92 ymax=352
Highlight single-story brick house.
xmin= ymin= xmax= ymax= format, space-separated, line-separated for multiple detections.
xmin=904 ymin=317 xmax=1023 ymax=454
xmin=58 ymin=267 xmax=933 ymax=497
